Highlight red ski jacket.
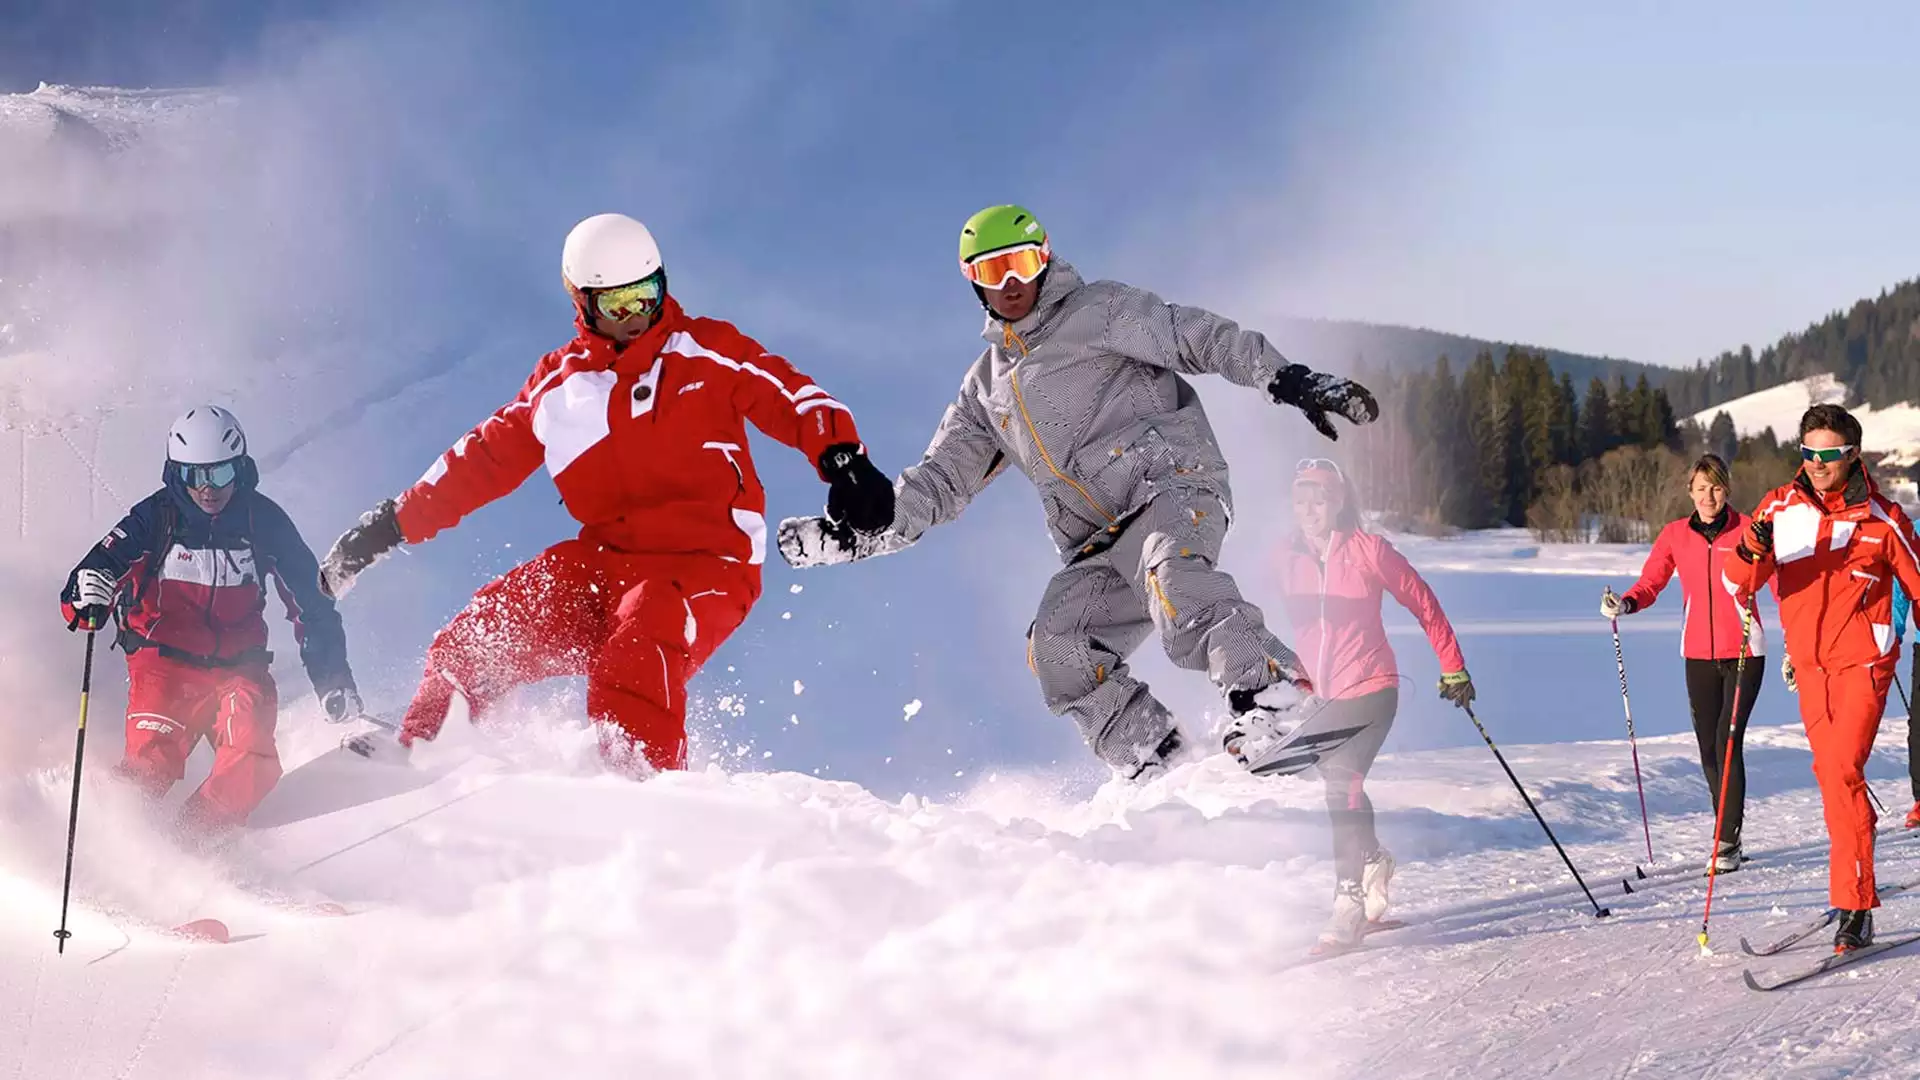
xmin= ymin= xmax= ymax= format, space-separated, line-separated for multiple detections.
xmin=1726 ymin=464 xmax=1920 ymax=673
xmin=396 ymin=298 xmax=860 ymax=570
xmin=1273 ymin=528 xmax=1466 ymax=700
xmin=1622 ymin=509 xmax=1768 ymax=660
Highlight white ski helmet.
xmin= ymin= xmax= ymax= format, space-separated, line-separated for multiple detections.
xmin=561 ymin=213 xmax=663 ymax=290
xmin=167 ymin=405 xmax=247 ymax=465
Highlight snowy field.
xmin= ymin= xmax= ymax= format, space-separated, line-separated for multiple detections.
xmin=8 ymin=684 xmax=1920 ymax=1078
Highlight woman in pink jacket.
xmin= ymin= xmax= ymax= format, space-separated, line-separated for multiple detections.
xmin=1600 ymin=453 xmax=1766 ymax=872
xmin=1277 ymin=460 xmax=1472 ymax=948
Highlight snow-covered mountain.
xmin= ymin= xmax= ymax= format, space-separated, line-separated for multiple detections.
xmin=1692 ymin=373 xmax=1920 ymax=500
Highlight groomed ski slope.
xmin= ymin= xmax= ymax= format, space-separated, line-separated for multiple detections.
xmin=8 ymin=697 xmax=1920 ymax=1078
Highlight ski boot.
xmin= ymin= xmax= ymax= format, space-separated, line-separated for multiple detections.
xmin=1834 ymin=909 xmax=1874 ymax=953
xmin=1127 ymin=725 xmax=1204 ymax=782
xmin=1220 ymin=680 xmax=1316 ymax=774
xmin=1708 ymin=840 xmax=1742 ymax=875
xmin=1313 ymin=880 xmax=1368 ymax=953
xmin=1362 ymin=848 xmax=1396 ymax=923
xmin=1905 ymin=802 xmax=1920 ymax=830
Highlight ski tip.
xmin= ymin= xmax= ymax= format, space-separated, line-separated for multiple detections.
xmin=170 ymin=918 xmax=230 ymax=943
xmin=1742 ymin=969 xmax=1766 ymax=992
xmin=1737 ymin=937 xmax=1759 ymax=957
xmin=1636 ymin=865 xmax=1649 ymax=880
xmin=311 ymin=902 xmax=350 ymax=917
xmin=1621 ymin=878 xmax=1635 ymax=895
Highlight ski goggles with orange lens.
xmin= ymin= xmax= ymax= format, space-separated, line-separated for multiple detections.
xmin=174 ymin=460 xmax=239 ymax=490
xmin=583 ymin=269 xmax=666 ymax=322
xmin=961 ymin=242 xmax=1051 ymax=290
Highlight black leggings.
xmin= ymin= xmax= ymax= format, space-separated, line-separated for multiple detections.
xmin=1315 ymin=687 xmax=1400 ymax=885
xmin=1905 ymin=642 xmax=1920 ymax=803
xmin=1685 ymin=657 xmax=1765 ymax=846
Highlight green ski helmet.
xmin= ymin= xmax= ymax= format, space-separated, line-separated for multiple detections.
xmin=958 ymin=205 xmax=1051 ymax=283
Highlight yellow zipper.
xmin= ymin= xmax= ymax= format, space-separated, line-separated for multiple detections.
xmin=1004 ymin=324 xmax=1114 ymax=524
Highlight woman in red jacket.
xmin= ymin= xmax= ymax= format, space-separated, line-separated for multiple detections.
xmin=1276 ymin=459 xmax=1472 ymax=949
xmin=1600 ymin=453 xmax=1767 ymax=873
xmin=319 ymin=214 xmax=893 ymax=775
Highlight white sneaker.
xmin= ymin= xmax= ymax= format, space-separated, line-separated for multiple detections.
xmin=1361 ymin=848 xmax=1396 ymax=922
xmin=1220 ymin=682 xmax=1312 ymax=765
xmin=1708 ymin=840 xmax=1741 ymax=874
xmin=1317 ymin=881 xmax=1368 ymax=950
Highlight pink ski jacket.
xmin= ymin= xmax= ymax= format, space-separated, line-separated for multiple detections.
xmin=1274 ymin=529 xmax=1467 ymax=700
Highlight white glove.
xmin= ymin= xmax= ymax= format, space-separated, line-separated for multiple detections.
xmin=321 ymin=687 xmax=365 ymax=724
xmin=776 ymin=516 xmax=914 ymax=569
xmin=1781 ymin=655 xmax=1797 ymax=693
xmin=1600 ymin=588 xmax=1633 ymax=620
xmin=74 ymin=568 xmax=117 ymax=608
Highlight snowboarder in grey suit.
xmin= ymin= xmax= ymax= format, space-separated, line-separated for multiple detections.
xmin=779 ymin=205 xmax=1380 ymax=780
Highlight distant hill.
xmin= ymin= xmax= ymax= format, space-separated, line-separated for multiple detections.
xmin=1264 ymin=318 xmax=1670 ymax=394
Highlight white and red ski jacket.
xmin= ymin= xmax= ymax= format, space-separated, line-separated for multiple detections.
xmin=1727 ymin=464 xmax=1920 ymax=673
xmin=396 ymin=299 xmax=860 ymax=568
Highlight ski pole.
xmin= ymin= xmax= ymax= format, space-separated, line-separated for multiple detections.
xmin=1463 ymin=703 xmax=1612 ymax=918
xmin=53 ymin=630 xmax=98 ymax=955
xmin=1608 ymin=612 xmax=1655 ymax=867
xmin=1698 ymin=607 xmax=1753 ymax=955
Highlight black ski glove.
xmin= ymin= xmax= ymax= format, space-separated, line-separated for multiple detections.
xmin=319 ymin=498 xmax=403 ymax=599
xmin=321 ymin=686 xmax=364 ymax=724
xmin=819 ymin=444 xmax=896 ymax=534
xmin=1736 ymin=517 xmax=1773 ymax=564
xmin=1267 ymin=363 xmax=1380 ymax=442
xmin=1438 ymin=670 xmax=1476 ymax=709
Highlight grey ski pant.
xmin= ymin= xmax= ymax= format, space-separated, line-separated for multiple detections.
xmin=1026 ymin=490 xmax=1302 ymax=772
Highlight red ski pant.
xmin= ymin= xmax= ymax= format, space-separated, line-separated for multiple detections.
xmin=118 ymin=650 xmax=280 ymax=829
xmin=1796 ymin=661 xmax=1895 ymax=910
xmin=400 ymin=540 xmax=756 ymax=772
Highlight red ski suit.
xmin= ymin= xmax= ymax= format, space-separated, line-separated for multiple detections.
xmin=1726 ymin=464 xmax=1920 ymax=909
xmin=394 ymin=299 xmax=859 ymax=770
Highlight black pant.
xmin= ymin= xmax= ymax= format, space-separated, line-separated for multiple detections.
xmin=1315 ymin=687 xmax=1400 ymax=885
xmin=1905 ymin=641 xmax=1920 ymax=803
xmin=1685 ymin=657 xmax=1765 ymax=846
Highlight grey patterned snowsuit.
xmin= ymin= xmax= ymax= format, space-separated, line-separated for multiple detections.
xmin=890 ymin=260 xmax=1305 ymax=773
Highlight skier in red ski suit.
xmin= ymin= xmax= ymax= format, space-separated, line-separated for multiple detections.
xmin=61 ymin=406 xmax=361 ymax=834
xmin=1726 ymin=404 xmax=1920 ymax=952
xmin=318 ymin=214 xmax=892 ymax=773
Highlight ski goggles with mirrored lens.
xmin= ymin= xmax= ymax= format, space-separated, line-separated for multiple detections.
xmin=1799 ymin=444 xmax=1854 ymax=463
xmin=583 ymin=269 xmax=667 ymax=322
xmin=961 ymin=242 xmax=1051 ymax=290
xmin=174 ymin=460 xmax=239 ymax=489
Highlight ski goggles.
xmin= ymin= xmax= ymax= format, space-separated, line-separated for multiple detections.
xmin=961 ymin=242 xmax=1050 ymax=290
xmin=1799 ymin=444 xmax=1854 ymax=463
xmin=1293 ymin=457 xmax=1346 ymax=484
xmin=173 ymin=460 xmax=239 ymax=490
xmin=581 ymin=268 xmax=666 ymax=322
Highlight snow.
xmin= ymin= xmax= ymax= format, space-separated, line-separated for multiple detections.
xmin=12 ymin=696 xmax=1920 ymax=1077
xmin=1691 ymin=373 xmax=1920 ymax=473
xmin=1387 ymin=527 xmax=1655 ymax=576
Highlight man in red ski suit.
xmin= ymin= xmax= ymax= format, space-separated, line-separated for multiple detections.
xmin=319 ymin=213 xmax=892 ymax=773
xmin=61 ymin=406 xmax=361 ymax=833
xmin=1726 ymin=404 xmax=1920 ymax=952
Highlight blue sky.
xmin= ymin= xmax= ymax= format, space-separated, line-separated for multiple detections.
xmin=4 ymin=2 xmax=1917 ymax=793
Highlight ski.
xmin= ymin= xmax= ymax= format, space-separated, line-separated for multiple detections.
xmin=1741 ymin=930 xmax=1920 ymax=992
xmin=1739 ymin=881 xmax=1916 ymax=958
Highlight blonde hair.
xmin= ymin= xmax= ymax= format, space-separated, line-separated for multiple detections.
xmin=1691 ymin=453 xmax=1731 ymax=492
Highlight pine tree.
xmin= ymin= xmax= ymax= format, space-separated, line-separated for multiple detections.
xmin=1581 ymin=377 xmax=1614 ymax=463
xmin=1707 ymin=410 xmax=1738 ymax=463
